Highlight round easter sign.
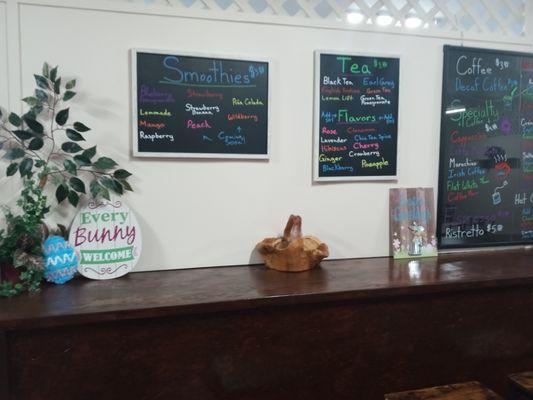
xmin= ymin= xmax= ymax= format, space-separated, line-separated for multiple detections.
xmin=69 ymin=199 xmax=142 ymax=280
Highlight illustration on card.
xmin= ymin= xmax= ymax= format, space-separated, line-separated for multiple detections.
xmin=389 ymin=188 xmax=437 ymax=259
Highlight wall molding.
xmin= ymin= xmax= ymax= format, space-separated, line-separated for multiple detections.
xmin=5 ymin=0 xmax=22 ymax=114
xmin=0 ymin=1 xmax=9 ymax=110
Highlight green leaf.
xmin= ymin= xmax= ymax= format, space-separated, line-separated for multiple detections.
xmin=68 ymin=190 xmax=79 ymax=207
xmin=50 ymin=66 xmax=58 ymax=82
xmin=34 ymin=74 xmax=49 ymax=89
xmin=55 ymin=108 xmax=69 ymax=125
xmin=8 ymin=112 xmax=21 ymax=127
xmin=28 ymin=137 xmax=44 ymax=150
xmin=81 ymin=145 xmax=96 ymax=160
xmin=64 ymin=159 xmax=77 ymax=175
xmin=89 ymin=179 xmax=100 ymax=198
xmin=113 ymin=180 xmax=123 ymax=195
xmin=101 ymin=187 xmax=110 ymax=201
xmin=6 ymin=163 xmax=18 ymax=176
xmin=35 ymin=89 xmax=48 ymax=102
xmin=61 ymin=141 xmax=82 ymax=153
xmin=42 ymin=63 xmax=50 ymax=78
xmin=13 ymin=130 xmax=33 ymax=141
xmin=19 ymin=158 xmax=33 ymax=177
xmin=56 ymin=224 xmax=68 ymax=239
xmin=22 ymin=97 xmax=39 ymax=107
xmin=5 ymin=147 xmax=25 ymax=160
xmin=90 ymin=179 xmax=109 ymax=200
xmin=120 ymin=179 xmax=133 ymax=192
xmin=69 ymin=177 xmax=86 ymax=193
xmin=113 ymin=169 xmax=132 ymax=179
xmin=100 ymin=176 xmax=122 ymax=195
xmin=99 ymin=176 xmax=115 ymax=191
xmin=73 ymin=122 xmax=90 ymax=132
xmin=22 ymin=110 xmax=34 ymax=121
xmin=74 ymin=122 xmax=91 ymax=132
xmin=54 ymin=78 xmax=61 ymax=95
xmin=56 ymin=184 xmax=68 ymax=203
xmin=63 ymin=91 xmax=76 ymax=101
xmin=35 ymin=160 xmax=44 ymax=168
xmin=66 ymin=129 xmax=84 ymax=141
xmin=93 ymin=157 xmax=117 ymax=170
xmin=66 ymin=79 xmax=76 ymax=90
xmin=73 ymin=154 xmax=91 ymax=166
xmin=23 ymin=117 xmax=44 ymax=134
xmin=27 ymin=105 xmax=44 ymax=119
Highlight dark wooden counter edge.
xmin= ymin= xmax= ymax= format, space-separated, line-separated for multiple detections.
xmin=2 ymin=249 xmax=533 ymax=331
xmin=4 ymin=278 xmax=533 ymax=332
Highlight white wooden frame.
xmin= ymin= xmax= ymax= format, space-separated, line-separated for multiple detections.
xmin=313 ymin=50 xmax=401 ymax=182
xmin=130 ymin=48 xmax=271 ymax=159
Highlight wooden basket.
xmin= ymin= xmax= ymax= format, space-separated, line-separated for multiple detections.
xmin=256 ymin=215 xmax=329 ymax=272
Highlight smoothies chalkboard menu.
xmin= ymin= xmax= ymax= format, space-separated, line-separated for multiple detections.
xmin=132 ymin=50 xmax=269 ymax=158
xmin=314 ymin=52 xmax=400 ymax=181
xmin=438 ymin=45 xmax=533 ymax=249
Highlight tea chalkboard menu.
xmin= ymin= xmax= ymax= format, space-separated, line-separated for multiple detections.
xmin=132 ymin=50 xmax=269 ymax=158
xmin=314 ymin=52 xmax=400 ymax=181
xmin=438 ymin=45 xmax=533 ymax=249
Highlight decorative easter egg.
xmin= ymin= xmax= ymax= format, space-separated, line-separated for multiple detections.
xmin=69 ymin=199 xmax=142 ymax=280
xmin=43 ymin=235 xmax=78 ymax=284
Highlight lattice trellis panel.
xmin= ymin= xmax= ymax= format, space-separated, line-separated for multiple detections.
xmin=111 ymin=0 xmax=527 ymax=38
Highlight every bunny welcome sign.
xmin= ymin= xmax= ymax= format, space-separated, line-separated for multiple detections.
xmin=69 ymin=199 xmax=142 ymax=280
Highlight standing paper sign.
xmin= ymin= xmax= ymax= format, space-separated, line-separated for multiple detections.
xmin=69 ymin=200 xmax=142 ymax=280
xmin=389 ymin=188 xmax=437 ymax=259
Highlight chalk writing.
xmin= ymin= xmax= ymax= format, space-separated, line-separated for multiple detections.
xmin=438 ymin=45 xmax=533 ymax=248
xmin=135 ymin=51 xmax=268 ymax=156
xmin=316 ymin=53 xmax=399 ymax=179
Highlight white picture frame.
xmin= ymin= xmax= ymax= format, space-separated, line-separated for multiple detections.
xmin=130 ymin=48 xmax=271 ymax=159
xmin=313 ymin=50 xmax=401 ymax=182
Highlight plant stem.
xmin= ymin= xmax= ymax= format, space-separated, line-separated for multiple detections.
xmin=44 ymin=168 xmax=113 ymax=178
xmin=41 ymin=88 xmax=58 ymax=189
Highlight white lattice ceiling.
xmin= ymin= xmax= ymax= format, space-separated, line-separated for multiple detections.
xmin=112 ymin=0 xmax=527 ymax=37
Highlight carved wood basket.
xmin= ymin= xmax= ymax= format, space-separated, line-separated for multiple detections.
xmin=256 ymin=215 xmax=329 ymax=272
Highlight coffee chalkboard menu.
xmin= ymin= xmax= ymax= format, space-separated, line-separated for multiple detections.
xmin=314 ymin=52 xmax=400 ymax=181
xmin=132 ymin=50 xmax=269 ymax=158
xmin=438 ymin=45 xmax=533 ymax=249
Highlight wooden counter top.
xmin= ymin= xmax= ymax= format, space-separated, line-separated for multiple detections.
xmin=1 ymin=248 xmax=533 ymax=330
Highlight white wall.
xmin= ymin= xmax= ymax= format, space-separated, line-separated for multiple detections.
xmin=1 ymin=1 xmax=532 ymax=271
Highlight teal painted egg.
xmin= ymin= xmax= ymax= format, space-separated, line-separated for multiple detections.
xmin=43 ymin=236 xmax=78 ymax=284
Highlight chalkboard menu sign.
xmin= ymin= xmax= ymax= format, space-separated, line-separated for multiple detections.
xmin=438 ymin=45 xmax=533 ymax=249
xmin=314 ymin=52 xmax=400 ymax=181
xmin=131 ymin=49 xmax=269 ymax=158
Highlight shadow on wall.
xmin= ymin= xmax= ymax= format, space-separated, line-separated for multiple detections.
xmin=81 ymin=93 xmax=121 ymax=121
xmin=249 ymin=245 xmax=263 ymax=265
xmin=131 ymin=207 xmax=160 ymax=271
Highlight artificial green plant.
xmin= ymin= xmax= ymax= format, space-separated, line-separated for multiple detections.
xmin=0 ymin=62 xmax=133 ymax=297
